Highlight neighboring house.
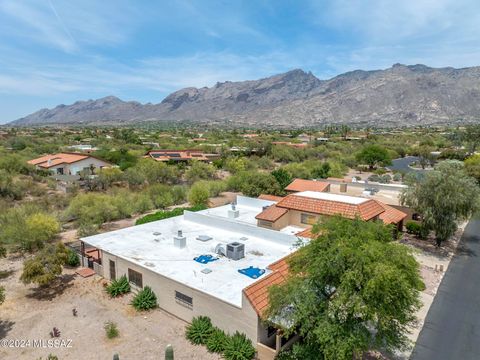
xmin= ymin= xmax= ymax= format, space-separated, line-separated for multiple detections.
xmin=145 ymin=150 xmax=219 ymax=162
xmin=67 ymin=144 xmax=98 ymax=153
xmin=28 ymin=153 xmax=111 ymax=176
xmin=81 ymin=196 xmax=303 ymax=360
xmin=285 ymin=178 xmax=330 ymax=193
xmin=255 ymin=191 xmax=406 ymax=232
xmin=271 ymin=141 xmax=307 ymax=149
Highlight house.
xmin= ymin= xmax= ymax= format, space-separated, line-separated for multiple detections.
xmin=28 ymin=153 xmax=111 ymax=176
xmin=67 ymin=144 xmax=98 ymax=153
xmin=255 ymin=191 xmax=406 ymax=232
xmin=145 ymin=150 xmax=218 ymax=162
xmin=285 ymin=178 xmax=330 ymax=193
xmin=80 ymin=196 xmax=303 ymax=359
xmin=271 ymin=141 xmax=308 ymax=149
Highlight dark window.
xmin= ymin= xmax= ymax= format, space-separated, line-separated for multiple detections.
xmin=301 ymin=213 xmax=317 ymax=225
xmin=109 ymin=260 xmax=116 ymax=281
xmin=258 ymin=220 xmax=273 ymax=228
xmin=56 ymin=167 xmax=64 ymax=175
xmin=128 ymin=268 xmax=143 ymax=288
xmin=175 ymin=291 xmax=193 ymax=307
xmin=267 ymin=326 xmax=277 ymax=337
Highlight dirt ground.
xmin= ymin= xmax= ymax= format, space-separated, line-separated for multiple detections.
xmin=0 ymin=258 xmax=221 ymax=360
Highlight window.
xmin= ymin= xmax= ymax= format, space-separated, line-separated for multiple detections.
xmin=258 ymin=220 xmax=273 ymax=228
xmin=301 ymin=213 xmax=317 ymax=225
xmin=109 ymin=260 xmax=116 ymax=281
xmin=128 ymin=268 xmax=143 ymax=288
xmin=175 ymin=291 xmax=193 ymax=307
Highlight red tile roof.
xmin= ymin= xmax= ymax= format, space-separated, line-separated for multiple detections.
xmin=276 ymin=194 xmax=384 ymax=221
xmin=295 ymin=227 xmax=315 ymax=238
xmin=244 ymin=256 xmax=290 ymax=316
xmin=285 ymin=178 xmax=330 ymax=193
xmin=376 ymin=201 xmax=407 ymax=225
xmin=28 ymin=153 xmax=90 ymax=168
xmin=255 ymin=205 xmax=288 ymax=222
xmin=257 ymin=194 xmax=284 ymax=202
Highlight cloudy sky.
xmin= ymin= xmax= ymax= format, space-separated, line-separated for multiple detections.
xmin=1 ymin=0 xmax=480 ymax=123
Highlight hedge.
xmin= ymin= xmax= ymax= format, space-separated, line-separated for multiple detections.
xmin=135 ymin=205 xmax=207 ymax=225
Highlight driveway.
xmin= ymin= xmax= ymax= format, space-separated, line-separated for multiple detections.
xmin=410 ymin=216 xmax=480 ymax=360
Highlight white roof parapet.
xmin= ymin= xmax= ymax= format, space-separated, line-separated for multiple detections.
xmin=183 ymin=210 xmax=298 ymax=246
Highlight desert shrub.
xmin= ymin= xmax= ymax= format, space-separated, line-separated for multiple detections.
xmin=65 ymin=248 xmax=80 ymax=267
xmin=405 ymin=221 xmax=429 ymax=239
xmin=186 ymin=316 xmax=214 ymax=345
xmin=171 ymin=185 xmax=188 ymax=204
xmin=0 ymin=286 xmax=5 ymax=304
xmin=147 ymin=184 xmax=174 ymax=209
xmin=367 ymin=174 xmax=381 ymax=183
xmin=106 ymin=275 xmax=131 ymax=297
xmin=188 ymin=182 xmax=210 ymax=206
xmin=393 ymin=173 xmax=402 ymax=182
xmin=223 ymin=331 xmax=256 ymax=360
xmin=379 ymin=174 xmax=392 ymax=183
xmin=104 ymin=321 xmax=119 ymax=339
xmin=131 ymin=286 xmax=157 ymax=311
xmin=135 ymin=205 xmax=206 ymax=225
xmin=185 ymin=161 xmax=216 ymax=183
xmin=206 ymin=328 xmax=228 ymax=353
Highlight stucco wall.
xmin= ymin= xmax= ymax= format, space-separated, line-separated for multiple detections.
xmin=102 ymin=250 xmax=259 ymax=343
xmin=67 ymin=158 xmax=110 ymax=175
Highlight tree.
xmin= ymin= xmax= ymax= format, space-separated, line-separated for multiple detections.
xmin=267 ymin=217 xmax=423 ymax=359
xmin=356 ymin=145 xmax=392 ymax=169
xmin=311 ymin=162 xmax=331 ymax=179
xmin=416 ymin=145 xmax=435 ymax=169
xmin=464 ymin=154 xmax=480 ymax=184
xmin=401 ymin=160 xmax=480 ymax=246
xmin=271 ymin=168 xmax=292 ymax=191
xmin=21 ymin=242 xmax=69 ymax=286
xmin=462 ymin=125 xmax=480 ymax=154
xmin=227 ymin=171 xmax=281 ymax=197
xmin=188 ymin=182 xmax=210 ymax=206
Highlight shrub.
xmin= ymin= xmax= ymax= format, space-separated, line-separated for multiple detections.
xmin=405 ymin=221 xmax=429 ymax=239
xmin=131 ymin=286 xmax=157 ymax=311
xmin=276 ymin=343 xmax=319 ymax=360
xmin=206 ymin=328 xmax=228 ymax=353
xmin=0 ymin=286 xmax=5 ymax=304
xmin=223 ymin=331 xmax=256 ymax=360
xmin=65 ymin=249 xmax=80 ymax=267
xmin=106 ymin=275 xmax=131 ymax=297
xmin=188 ymin=182 xmax=210 ymax=206
xmin=135 ymin=205 xmax=206 ymax=225
xmin=186 ymin=316 xmax=214 ymax=345
xmin=104 ymin=321 xmax=119 ymax=339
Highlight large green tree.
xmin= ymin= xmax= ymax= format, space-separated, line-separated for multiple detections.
xmin=267 ymin=217 xmax=423 ymax=360
xmin=402 ymin=160 xmax=480 ymax=246
xmin=464 ymin=154 xmax=480 ymax=184
xmin=356 ymin=145 xmax=392 ymax=169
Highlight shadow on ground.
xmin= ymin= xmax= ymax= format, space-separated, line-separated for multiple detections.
xmin=26 ymin=274 xmax=76 ymax=301
xmin=0 ymin=320 xmax=15 ymax=339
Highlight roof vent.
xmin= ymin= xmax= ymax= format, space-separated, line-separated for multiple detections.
xmin=214 ymin=243 xmax=226 ymax=256
xmin=174 ymin=230 xmax=186 ymax=249
xmin=196 ymin=235 xmax=212 ymax=242
xmin=153 ymin=232 xmax=161 ymax=236
xmin=226 ymin=242 xmax=245 ymax=261
xmin=228 ymin=204 xmax=240 ymax=219
xmin=239 ymin=237 xmax=248 ymax=241
xmin=201 ymin=268 xmax=212 ymax=274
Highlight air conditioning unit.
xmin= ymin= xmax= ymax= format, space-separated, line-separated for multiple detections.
xmin=226 ymin=242 xmax=245 ymax=261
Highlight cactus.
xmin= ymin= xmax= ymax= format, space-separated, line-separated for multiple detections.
xmin=113 ymin=354 xmax=119 ymax=360
xmin=165 ymin=344 xmax=174 ymax=360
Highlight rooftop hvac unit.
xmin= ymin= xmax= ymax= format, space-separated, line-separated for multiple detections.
xmin=226 ymin=242 xmax=245 ymax=261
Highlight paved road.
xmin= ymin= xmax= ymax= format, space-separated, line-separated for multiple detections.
xmin=410 ymin=217 xmax=480 ymax=360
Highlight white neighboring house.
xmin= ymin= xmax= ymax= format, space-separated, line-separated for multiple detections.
xmin=28 ymin=152 xmax=111 ymax=176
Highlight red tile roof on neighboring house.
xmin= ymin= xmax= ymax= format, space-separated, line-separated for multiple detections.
xmin=295 ymin=227 xmax=315 ymax=238
xmin=255 ymin=205 xmax=288 ymax=222
xmin=375 ymin=201 xmax=407 ymax=225
xmin=28 ymin=153 xmax=90 ymax=168
xmin=276 ymin=193 xmax=384 ymax=221
xmin=244 ymin=256 xmax=291 ymax=316
xmin=257 ymin=194 xmax=284 ymax=202
xmin=145 ymin=150 xmax=210 ymax=162
xmin=285 ymin=178 xmax=330 ymax=193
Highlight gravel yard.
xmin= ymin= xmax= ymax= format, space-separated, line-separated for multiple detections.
xmin=0 ymin=257 xmax=221 ymax=360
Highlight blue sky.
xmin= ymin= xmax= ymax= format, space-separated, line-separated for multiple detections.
xmin=1 ymin=0 xmax=480 ymax=123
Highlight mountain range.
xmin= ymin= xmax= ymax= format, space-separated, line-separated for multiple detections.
xmin=9 ymin=64 xmax=480 ymax=128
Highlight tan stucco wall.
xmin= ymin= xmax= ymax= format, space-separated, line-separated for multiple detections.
xmin=102 ymin=250 xmax=259 ymax=343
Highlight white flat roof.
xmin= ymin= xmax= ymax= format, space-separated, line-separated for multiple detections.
xmin=294 ymin=190 xmax=369 ymax=204
xmin=81 ymin=201 xmax=299 ymax=307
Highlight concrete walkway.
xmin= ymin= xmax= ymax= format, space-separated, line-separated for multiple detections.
xmin=410 ymin=216 xmax=480 ymax=360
